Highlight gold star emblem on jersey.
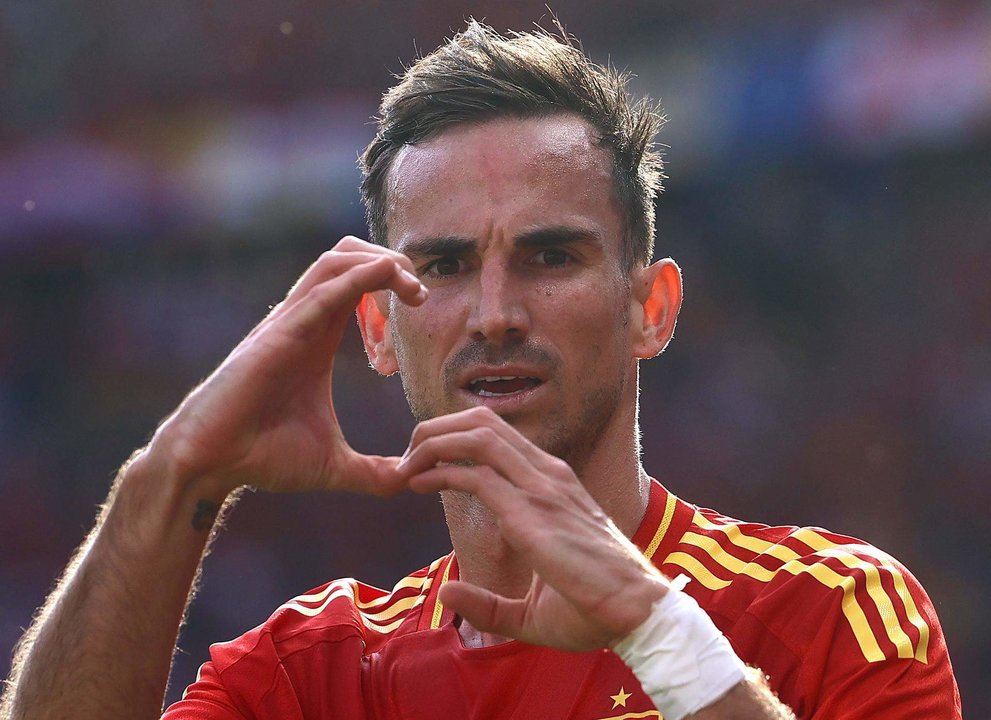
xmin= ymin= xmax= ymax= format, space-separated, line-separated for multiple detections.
xmin=610 ymin=686 xmax=632 ymax=709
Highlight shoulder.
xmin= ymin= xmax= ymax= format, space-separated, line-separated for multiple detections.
xmin=661 ymin=506 xmax=931 ymax=662
xmin=166 ymin=556 xmax=453 ymax=718
xmin=207 ymin=554 xmax=450 ymax=678
xmin=656 ymin=504 xmax=960 ymax=717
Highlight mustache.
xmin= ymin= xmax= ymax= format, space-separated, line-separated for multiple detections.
xmin=443 ymin=338 xmax=559 ymax=384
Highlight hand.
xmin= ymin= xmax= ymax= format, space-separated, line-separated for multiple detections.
xmin=147 ymin=236 xmax=426 ymax=500
xmin=397 ymin=406 xmax=669 ymax=651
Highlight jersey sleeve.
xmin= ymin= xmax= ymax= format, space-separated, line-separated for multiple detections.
xmin=800 ymin=562 xmax=961 ymax=719
xmin=808 ymin=652 xmax=959 ymax=719
xmin=661 ymin=508 xmax=962 ymax=718
xmin=742 ymin=541 xmax=962 ymax=718
xmin=161 ymin=576 xmax=394 ymax=720
xmin=161 ymin=660 xmax=247 ymax=720
xmin=161 ymin=628 xmax=305 ymax=720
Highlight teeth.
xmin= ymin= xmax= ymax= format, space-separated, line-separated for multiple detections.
xmin=467 ymin=375 xmax=540 ymax=397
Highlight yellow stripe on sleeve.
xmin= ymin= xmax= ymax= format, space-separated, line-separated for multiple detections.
xmin=664 ymin=551 xmax=732 ymax=591
xmin=680 ymin=531 xmax=884 ymax=661
xmin=354 ymin=571 xmax=430 ymax=610
xmin=794 ymin=529 xmax=929 ymax=663
xmin=360 ymin=587 xmax=433 ymax=625
xmin=686 ymin=512 xmax=929 ymax=663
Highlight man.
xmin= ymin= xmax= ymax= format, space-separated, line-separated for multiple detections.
xmin=1 ymin=21 xmax=960 ymax=720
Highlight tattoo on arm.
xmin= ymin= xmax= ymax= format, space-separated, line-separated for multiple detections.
xmin=191 ymin=500 xmax=219 ymax=532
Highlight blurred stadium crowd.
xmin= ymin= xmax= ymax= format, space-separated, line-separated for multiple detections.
xmin=1 ymin=0 xmax=989 ymax=711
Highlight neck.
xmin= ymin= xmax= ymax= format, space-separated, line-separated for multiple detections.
xmin=441 ymin=375 xmax=650 ymax=604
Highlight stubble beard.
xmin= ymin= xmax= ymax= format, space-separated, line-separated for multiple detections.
xmin=399 ymin=356 xmax=628 ymax=526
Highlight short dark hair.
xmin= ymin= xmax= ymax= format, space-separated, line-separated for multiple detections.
xmin=359 ymin=20 xmax=666 ymax=270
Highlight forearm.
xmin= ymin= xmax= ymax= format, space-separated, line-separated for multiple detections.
xmin=1 ymin=448 xmax=231 ymax=720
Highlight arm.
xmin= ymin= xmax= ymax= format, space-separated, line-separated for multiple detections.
xmin=397 ymin=407 xmax=795 ymax=720
xmin=0 ymin=451 xmax=234 ymax=720
xmin=0 ymin=238 xmax=427 ymax=720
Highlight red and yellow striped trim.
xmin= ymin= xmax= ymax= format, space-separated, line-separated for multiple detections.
xmin=665 ymin=511 xmax=929 ymax=664
xmin=643 ymin=491 xmax=678 ymax=561
xmin=280 ymin=556 xmax=445 ymax=636
xmin=429 ymin=553 xmax=455 ymax=629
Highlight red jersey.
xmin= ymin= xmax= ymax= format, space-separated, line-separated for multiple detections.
xmin=163 ymin=481 xmax=960 ymax=719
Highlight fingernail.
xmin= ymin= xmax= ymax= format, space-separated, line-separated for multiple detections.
xmin=400 ymin=268 xmax=419 ymax=285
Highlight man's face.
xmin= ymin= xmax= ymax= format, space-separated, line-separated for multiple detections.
xmin=382 ymin=115 xmax=639 ymax=469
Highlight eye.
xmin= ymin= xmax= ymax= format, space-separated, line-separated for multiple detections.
xmin=534 ymin=248 xmax=572 ymax=267
xmin=424 ymin=256 xmax=463 ymax=277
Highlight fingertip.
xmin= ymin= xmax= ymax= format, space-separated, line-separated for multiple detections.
xmin=396 ymin=265 xmax=420 ymax=287
xmin=406 ymin=470 xmax=440 ymax=495
xmin=394 ymin=265 xmax=428 ymax=305
xmin=438 ymin=580 xmax=474 ymax=613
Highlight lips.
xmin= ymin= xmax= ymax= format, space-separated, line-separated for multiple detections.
xmin=467 ymin=375 xmax=543 ymax=397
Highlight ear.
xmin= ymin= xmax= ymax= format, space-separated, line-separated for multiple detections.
xmin=630 ymin=258 xmax=683 ymax=359
xmin=357 ymin=291 xmax=400 ymax=375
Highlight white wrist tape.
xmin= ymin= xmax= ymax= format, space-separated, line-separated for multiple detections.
xmin=611 ymin=584 xmax=747 ymax=720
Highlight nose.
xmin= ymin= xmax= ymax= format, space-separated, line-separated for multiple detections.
xmin=465 ymin=264 xmax=530 ymax=345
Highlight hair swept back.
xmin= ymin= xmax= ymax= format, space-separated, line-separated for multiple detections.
xmin=359 ymin=19 xmax=666 ymax=270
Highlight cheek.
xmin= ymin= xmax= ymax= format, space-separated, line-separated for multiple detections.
xmin=390 ymin=301 xmax=451 ymax=369
xmin=547 ymin=285 xmax=630 ymax=357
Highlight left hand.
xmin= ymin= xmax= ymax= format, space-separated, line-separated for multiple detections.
xmin=396 ymin=406 xmax=670 ymax=651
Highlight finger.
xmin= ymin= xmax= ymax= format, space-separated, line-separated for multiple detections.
xmin=406 ymin=464 xmax=521 ymax=515
xmin=282 ymin=239 xmax=417 ymax=309
xmin=283 ymin=253 xmax=423 ymax=310
xmin=337 ymin=451 xmax=407 ymax=497
xmin=439 ymin=581 xmax=533 ymax=643
xmin=407 ymin=407 xmax=560 ymax=473
xmin=283 ymin=256 xmax=425 ymax=337
xmin=245 ymin=251 xmax=393 ymax=341
xmin=398 ymin=426 xmax=539 ymax=491
xmin=249 ymin=254 xmax=424 ymax=343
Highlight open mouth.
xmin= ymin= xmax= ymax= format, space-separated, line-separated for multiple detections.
xmin=467 ymin=376 xmax=543 ymax=397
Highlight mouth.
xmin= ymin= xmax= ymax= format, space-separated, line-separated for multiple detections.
xmin=466 ymin=375 xmax=544 ymax=397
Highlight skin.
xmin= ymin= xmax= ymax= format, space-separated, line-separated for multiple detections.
xmin=0 ymin=115 xmax=793 ymax=719
xmin=361 ymin=115 xmax=674 ymax=628
xmin=362 ymin=116 xmax=792 ymax=717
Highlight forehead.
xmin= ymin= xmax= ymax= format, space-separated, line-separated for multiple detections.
xmin=384 ymin=115 xmax=623 ymax=250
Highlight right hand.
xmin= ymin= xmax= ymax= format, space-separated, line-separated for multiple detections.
xmin=145 ymin=236 xmax=425 ymax=500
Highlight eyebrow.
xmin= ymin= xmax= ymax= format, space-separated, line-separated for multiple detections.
xmin=399 ymin=235 xmax=475 ymax=258
xmin=399 ymin=225 xmax=602 ymax=258
xmin=515 ymin=225 xmax=603 ymax=249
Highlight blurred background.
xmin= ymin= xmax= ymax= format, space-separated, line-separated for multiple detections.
xmin=1 ymin=0 xmax=988 ymax=711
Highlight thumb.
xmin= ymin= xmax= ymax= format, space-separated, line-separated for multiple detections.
xmin=440 ymin=581 xmax=528 ymax=641
xmin=337 ymin=450 xmax=407 ymax=497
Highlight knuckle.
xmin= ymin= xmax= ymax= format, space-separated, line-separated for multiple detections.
xmin=335 ymin=235 xmax=370 ymax=250
xmin=311 ymin=281 xmax=339 ymax=307
xmin=547 ymin=456 xmax=571 ymax=477
xmin=317 ymin=249 xmax=340 ymax=267
xmin=470 ymin=426 xmax=499 ymax=446
xmin=413 ymin=435 xmax=438 ymax=456
xmin=468 ymin=406 xmax=498 ymax=423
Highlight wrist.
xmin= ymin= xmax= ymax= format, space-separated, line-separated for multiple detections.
xmin=611 ymin=586 xmax=747 ymax=720
xmin=138 ymin=422 xmax=238 ymax=505
xmin=117 ymin=443 xmax=233 ymax=537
